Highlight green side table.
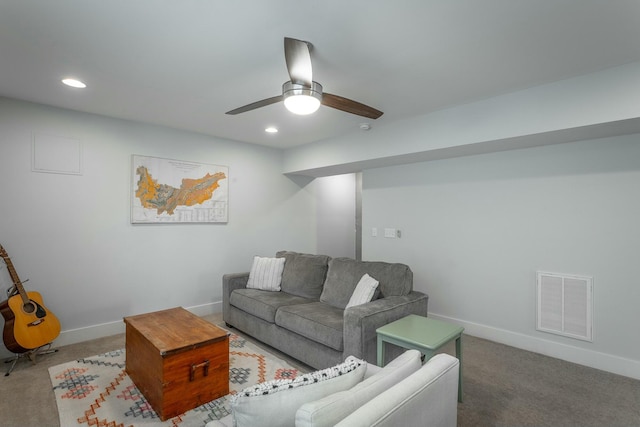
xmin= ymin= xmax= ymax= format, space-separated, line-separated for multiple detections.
xmin=376 ymin=314 xmax=464 ymax=402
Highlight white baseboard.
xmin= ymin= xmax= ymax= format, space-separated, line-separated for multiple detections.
xmin=5 ymin=305 xmax=637 ymax=381
xmin=0 ymin=302 xmax=222 ymax=360
xmin=430 ymin=313 xmax=640 ymax=381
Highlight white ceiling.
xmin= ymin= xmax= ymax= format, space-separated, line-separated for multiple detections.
xmin=2 ymin=0 xmax=640 ymax=149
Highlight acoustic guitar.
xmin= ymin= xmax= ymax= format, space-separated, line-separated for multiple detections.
xmin=0 ymin=244 xmax=61 ymax=353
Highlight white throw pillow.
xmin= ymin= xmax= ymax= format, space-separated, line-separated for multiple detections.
xmin=246 ymin=256 xmax=285 ymax=291
xmin=345 ymin=273 xmax=379 ymax=308
xmin=295 ymin=350 xmax=422 ymax=427
xmin=230 ymin=357 xmax=366 ymax=427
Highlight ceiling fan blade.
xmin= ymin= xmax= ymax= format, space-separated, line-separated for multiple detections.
xmin=225 ymin=95 xmax=283 ymax=115
xmin=284 ymin=37 xmax=313 ymax=86
xmin=322 ymin=93 xmax=384 ymax=119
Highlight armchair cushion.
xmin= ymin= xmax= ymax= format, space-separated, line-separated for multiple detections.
xmin=295 ymin=350 xmax=422 ymax=427
xmin=230 ymin=357 xmax=366 ymax=427
xmin=335 ymin=354 xmax=459 ymax=427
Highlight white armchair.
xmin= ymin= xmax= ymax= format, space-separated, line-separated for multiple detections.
xmin=206 ymin=351 xmax=459 ymax=427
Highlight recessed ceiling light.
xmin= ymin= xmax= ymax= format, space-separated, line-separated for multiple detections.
xmin=265 ymin=127 xmax=278 ymax=133
xmin=62 ymin=78 xmax=87 ymax=88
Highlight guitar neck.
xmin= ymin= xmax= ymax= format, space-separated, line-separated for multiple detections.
xmin=0 ymin=244 xmax=30 ymax=305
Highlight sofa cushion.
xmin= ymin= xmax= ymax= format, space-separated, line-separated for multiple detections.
xmin=230 ymin=357 xmax=366 ymax=427
xmin=230 ymin=289 xmax=315 ymax=323
xmin=247 ymin=256 xmax=285 ymax=291
xmin=275 ymin=302 xmax=344 ymax=351
xmin=276 ymin=251 xmax=330 ymax=300
xmin=295 ymin=350 xmax=422 ymax=427
xmin=320 ymin=258 xmax=413 ymax=309
xmin=345 ymin=274 xmax=379 ymax=308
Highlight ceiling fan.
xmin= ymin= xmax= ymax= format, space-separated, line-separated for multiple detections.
xmin=226 ymin=37 xmax=383 ymax=119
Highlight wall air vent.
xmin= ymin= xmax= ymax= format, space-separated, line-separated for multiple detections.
xmin=536 ymin=271 xmax=593 ymax=342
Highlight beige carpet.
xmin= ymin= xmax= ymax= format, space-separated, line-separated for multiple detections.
xmin=2 ymin=312 xmax=639 ymax=427
xmin=48 ymin=333 xmax=299 ymax=427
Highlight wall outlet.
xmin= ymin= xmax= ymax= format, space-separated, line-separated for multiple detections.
xmin=384 ymin=228 xmax=396 ymax=238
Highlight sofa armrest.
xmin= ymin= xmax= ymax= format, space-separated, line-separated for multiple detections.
xmin=334 ymin=354 xmax=459 ymax=427
xmin=343 ymin=291 xmax=428 ymax=364
xmin=222 ymin=272 xmax=249 ymax=324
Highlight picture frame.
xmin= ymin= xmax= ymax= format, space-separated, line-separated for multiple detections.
xmin=131 ymin=155 xmax=228 ymax=224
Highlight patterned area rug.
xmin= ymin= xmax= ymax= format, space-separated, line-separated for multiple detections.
xmin=48 ymin=334 xmax=300 ymax=427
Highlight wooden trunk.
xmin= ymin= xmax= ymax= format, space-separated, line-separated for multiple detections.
xmin=124 ymin=307 xmax=229 ymax=421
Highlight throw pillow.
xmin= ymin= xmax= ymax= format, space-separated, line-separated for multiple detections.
xmin=345 ymin=273 xmax=379 ymax=308
xmin=246 ymin=256 xmax=285 ymax=291
xmin=295 ymin=350 xmax=422 ymax=427
xmin=230 ymin=357 xmax=366 ymax=427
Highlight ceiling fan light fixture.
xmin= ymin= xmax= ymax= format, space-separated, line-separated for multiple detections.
xmin=283 ymin=81 xmax=322 ymax=115
xmin=284 ymin=95 xmax=320 ymax=115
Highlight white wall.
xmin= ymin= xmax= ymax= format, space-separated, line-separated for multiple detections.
xmin=283 ymin=60 xmax=640 ymax=177
xmin=314 ymin=173 xmax=356 ymax=258
xmin=0 ymin=97 xmax=317 ymax=357
xmin=362 ymin=135 xmax=640 ymax=379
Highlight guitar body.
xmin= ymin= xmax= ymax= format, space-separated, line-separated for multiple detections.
xmin=0 ymin=291 xmax=61 ymax=353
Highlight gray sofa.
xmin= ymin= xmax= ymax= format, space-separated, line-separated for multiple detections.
xmin=223 ymin=251 xmax=429 ymax=369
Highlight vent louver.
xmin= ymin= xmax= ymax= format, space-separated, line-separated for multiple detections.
xmin=536 ymin=271 xmax=593 ymax=342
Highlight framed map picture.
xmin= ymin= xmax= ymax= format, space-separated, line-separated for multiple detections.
xmin=131 ymin=155 xmax=228 ymax=224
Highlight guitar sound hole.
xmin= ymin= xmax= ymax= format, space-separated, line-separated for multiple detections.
xmin=23 ymin=302 xmax=36 ymax=314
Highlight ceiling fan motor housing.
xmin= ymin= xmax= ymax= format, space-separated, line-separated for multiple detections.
xmin=282 ymin=81 xmax=323 ymax=114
